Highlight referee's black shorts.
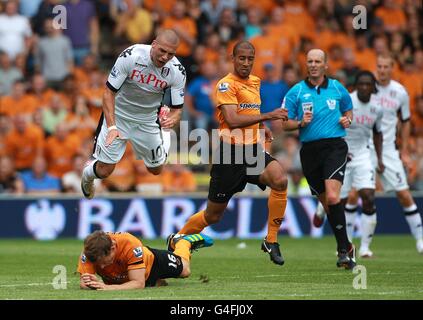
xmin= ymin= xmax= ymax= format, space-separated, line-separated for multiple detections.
xmin=300 ymin=137 xmax=348 ymax=196
xmin=208 ymin=142 xmax=276 ymax=203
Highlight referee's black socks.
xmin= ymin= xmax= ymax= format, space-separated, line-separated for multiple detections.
xmin=327 ymin=203 xmax=350 ymax=252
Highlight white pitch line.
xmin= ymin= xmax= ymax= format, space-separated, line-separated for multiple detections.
xmin=0 ymin=281 xmax=73 ymax=288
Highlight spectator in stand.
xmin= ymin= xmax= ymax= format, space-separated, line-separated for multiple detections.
xmin=28 ymin=73 xmax=56 ymax=109
xmin=0 ymin=0 xmax=33 ymax=60
xmin=162 ymin=163 xmax=197 ymax=193
xmin=186 ymin=0 xmax=211 ymax=45
xmin=58 ymin=74 xmax=79 ymax=111
xmin=31 ymin=0 xmax=60 ymax=36
xmin=214 ymin=7 xmax=242 ymax=45
xmin=44 ymin=122 xmax=81 ymax=179
xmin=0 ymin=155 xmax=24 ymax=194
xmin=260 ymin=63 xmax=289 ymax=135
xmin=160 ymin=0 xmax=197 ymax=81
xmin=354 ymin=32 xmax=377 ymax=71
xmin=113 ymin=0 xmax=153 ymax=45
xmin=4 ymin=114 xmax=44 ymax=172
xmin=186 ymin=61 xmax=218 ymax=132
xmin=340 ymin=49 xmax=360 ymax=91
xmin=249 ymin=24 xmax=282 ymax=80
xmin=20 ymin=156 xmax=61 ymax=194
xmin=66 ymin=96 xmax=97 ymax=143
xmin=73 ymin=53 xmax=99 ymax=89
xmin=63 ymin=0 xmax=100 ymax=65
xmin=200 ymin=0 xmax=237 ymax=27
xmin=79 ymin=68 xmax=105 ymax=122
xmin=0 ymin=80 xmax=38 ymax=119
xmin=34 ymin=18 xmax=74 ymax=89
xmin=375 ymin=0 xmax=407 ymax=33
xmin=19 ymin=0 xmax=43 ymax=19
xmin=41 ymin=94 xmax=68 ymax=136
xmin=244 ymin=6 xmax=262 ymax=40
xmin=0 ymin=113 xmax=12 ymax=157
xmin=0 ymin=51 xmax=23 ymax=96
xmin=283 ymin=65 xmax=300 ymax=89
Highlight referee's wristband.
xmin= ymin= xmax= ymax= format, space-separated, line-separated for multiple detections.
xmin=108 ymin=125 xmax=117 ymax=132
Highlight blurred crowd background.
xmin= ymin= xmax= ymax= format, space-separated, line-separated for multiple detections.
xmin=0 ymin=0 xmax=422 ymax=196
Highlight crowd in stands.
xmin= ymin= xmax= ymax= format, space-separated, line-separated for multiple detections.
xmin=0 ymin=0 xmax=422 ymax=196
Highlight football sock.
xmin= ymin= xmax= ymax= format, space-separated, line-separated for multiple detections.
xmin=327 ymin=202 xmax=350 ymax=252
xmin=83 ymin=161 xmax=100 ymax=180
xmin=266 ymin=189 xmax=287 ymax=243
xmin=178 ymin=210 xmax=209 ymax=235
xmin=360 ymin=209 xmax=377 ymax=250
xmin=345 ymin=203 xmax=358 ymax=242
xmin=403 ymin=204 xmax=423 ymax=241
xmin=174 ymin=239 xmax=192 ymax=261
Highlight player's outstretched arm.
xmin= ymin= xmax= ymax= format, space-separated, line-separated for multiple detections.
xmin=221 ymin=105 xmax=287 ymax=129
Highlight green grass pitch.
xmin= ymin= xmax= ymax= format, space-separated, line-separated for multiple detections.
xmin=0 ymin=236 xmax=422 ymax=300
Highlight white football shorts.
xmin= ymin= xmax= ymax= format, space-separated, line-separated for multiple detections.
xmin=371 ymin=147 xmax=409 ymax=192
xmin=94 ymin=115 xmax=167 ymax=168
xmin=340 ymin=156 xmax=376 ymax=199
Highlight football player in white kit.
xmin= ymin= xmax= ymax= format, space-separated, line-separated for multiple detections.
xmin=81 ymin=29 xmax=186 ymax=199
xmin=328 ymin=55 xmax=423 ymax=254
xmin=313 ymin=71 xmax=384 ymax=257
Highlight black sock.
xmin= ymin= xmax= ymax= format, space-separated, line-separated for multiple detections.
xmin=327 ymin=203 xmax=350 ymax=252
xmin=92 ymin=161 xmax=101 ymax=179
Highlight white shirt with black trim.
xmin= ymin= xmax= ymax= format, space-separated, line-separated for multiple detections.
xmin=107 ymin=44 xmax=186 ymax=124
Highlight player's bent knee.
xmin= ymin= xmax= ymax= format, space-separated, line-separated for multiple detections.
xmin=326 ymin=194 xmax=340 ymax=205
xmin=180 ymin=264 xmax=191 ymax=278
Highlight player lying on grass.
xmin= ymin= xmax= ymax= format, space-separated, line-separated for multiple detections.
xmin=77 ymin=231 xmax=213 ymax=290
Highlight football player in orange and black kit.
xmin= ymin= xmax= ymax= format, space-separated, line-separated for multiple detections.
xmin=77 ymin=231 xmax=212 ymax=290
xmin=168 ymin=41 xmax=289 ymax=265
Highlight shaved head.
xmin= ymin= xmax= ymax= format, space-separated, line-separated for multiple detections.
xmin=156 ymin=29 xmax=180 ymax=46
xmin=233 ymin=41 xmax=255 ymax=56
xmin=151 ymin=29 xmax=180 ymax=68
xmin=307 ymin=49 xmax=327 ymax=63
xmin=306 ymin=48 xmax=328 ymax=83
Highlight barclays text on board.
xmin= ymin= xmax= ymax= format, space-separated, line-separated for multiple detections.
xmin=0 ymin=196 xmax=421 ymax=240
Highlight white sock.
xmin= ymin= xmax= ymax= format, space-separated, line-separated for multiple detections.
xmin=404 ymin=204 xmax=423 ymax=241
xmin=345 ymin=204 xmax=358 ymax=242
xmin=83 ymin=161 xmax=98 ymax=181
xmin=360 ymin=212 xmax=377 ymax=250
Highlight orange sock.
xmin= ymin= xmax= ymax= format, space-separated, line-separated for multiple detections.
xmin=266 ymin=189 xmax=287 ymax=243
xmin=174 ymin=239 xmax=192 ymax=261
xmin=178 ymin=210 xmax=209 ymax=235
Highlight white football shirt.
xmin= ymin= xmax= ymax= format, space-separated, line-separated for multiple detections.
xmin=107 ymin=44 xmax=186 ymax=124
xmin=345 ymin=91 xmax=383 ymax=160
xmin=374 ymin=80 xmax=410 ymax=148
